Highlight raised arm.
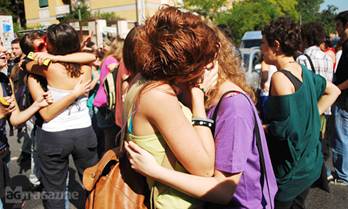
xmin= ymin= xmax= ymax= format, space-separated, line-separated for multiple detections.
xmin=33 ymin=52 xmax=96 ymax=64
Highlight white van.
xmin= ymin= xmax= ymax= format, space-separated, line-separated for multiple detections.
xmin=240 ymin=30 xmax=262 ymax=48
xmin=239 ymin=47 xmax=261 ymax=90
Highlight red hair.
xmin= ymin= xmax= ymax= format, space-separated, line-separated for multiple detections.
xmin=134 ymin=6 xmax=219 ymax=85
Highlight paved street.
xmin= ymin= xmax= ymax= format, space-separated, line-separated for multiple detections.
xmin=4 ymin=127 xmax=348 ymax=209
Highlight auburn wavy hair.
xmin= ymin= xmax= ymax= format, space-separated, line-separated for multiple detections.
xmin=134 ymin=6 xmax=220 ymax=85
xmin=205 ymin=22 xmax=256 ymax=108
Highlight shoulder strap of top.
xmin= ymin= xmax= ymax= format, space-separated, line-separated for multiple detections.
xmin=278 ymin=69 xmax=303 ymax=91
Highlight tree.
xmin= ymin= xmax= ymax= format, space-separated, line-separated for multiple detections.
xmin=0 ymin=0 xmax=26 ymax=28
xmin=215 ymin=0 xmax=298 ymax=44
xmin=318 ymin=5 xmax=338 ymax=34
xmin=61 ymin=3 xmax=91 ymax=23
xmin=184 ymin=0 xmax=228 ymax=20
xmin=297 ymin=0 xmax=324 ymax=23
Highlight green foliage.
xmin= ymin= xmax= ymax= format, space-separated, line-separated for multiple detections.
xmin=0 ymin=0 xmax=12 ymax=15
xmin=61 ymin=3 xmax=91 ymax=22
xmin=93 ymin=11 xmax=122 ymax=23
xmin=215 ymin=0 xmax=298 ymax=44
xmin=184 ymin=0 xmax=228 ymax=19
xmin=318 ymin=5 xmax=338 ymax=34
xmin=297 ymin=0 xmax=324 ymax=22
xmin=267 ymin=0 xmax=299 ymax=19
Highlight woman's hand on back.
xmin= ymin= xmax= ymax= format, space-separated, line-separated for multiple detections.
xmin=125 ymin=141 xmax=161 ymax=178
xmin=33 ymin=91 xmax=54 ymax=108
xmin=72 ymin=78 xmax=92 ymax=98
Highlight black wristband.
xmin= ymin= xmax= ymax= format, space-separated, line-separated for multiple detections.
xmin=192 ymin=119 xmax=214 ymax=128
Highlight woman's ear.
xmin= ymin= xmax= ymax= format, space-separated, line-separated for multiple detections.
xmin=273 ymin=40 xmax=281 ymax=54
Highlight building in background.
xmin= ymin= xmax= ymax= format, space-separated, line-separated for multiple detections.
xmin=24 ymin=0 xmax=183 ymax=28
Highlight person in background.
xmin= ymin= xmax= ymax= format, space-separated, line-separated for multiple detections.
xmin=0 ymin=65 xmax=53 ymax=208
xmin=297 ymin=22 xmax=335 ymax=177
xmin=114 ymin=26 xmax=141 ymax=130
xmin=262 ymin=17 xmax=340 ymax=209
xmin=24 ymin=24 xmax=99 ymax=209
xmin=258 ymin=59 xmax=277 ymax=120
xmin=94 ymin=37 xmax=123 ymax=153
xmin=320 ymin=37 xmax=336 ymax=66
xmin=330 ymin=10 xmax=348 ymax=186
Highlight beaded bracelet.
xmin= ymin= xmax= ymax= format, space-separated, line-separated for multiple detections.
xmin=192 ymin=118 xmax=214 ymax=128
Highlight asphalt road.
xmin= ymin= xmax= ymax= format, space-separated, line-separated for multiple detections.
xmin=4 ymin=127 xmax=348 ymax=209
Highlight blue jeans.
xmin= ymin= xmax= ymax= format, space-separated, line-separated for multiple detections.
xmin=332 ymin=105 xmax=348 ymax=182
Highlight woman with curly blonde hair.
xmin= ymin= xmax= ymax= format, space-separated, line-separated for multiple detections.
xmin=125 ymin=22 xmax=278 ymax=209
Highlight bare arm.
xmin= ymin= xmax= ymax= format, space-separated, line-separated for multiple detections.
xmin=33 ymin=52 xmax=96 ymax=64
xmin=318 ymin=81 xmax=340 ymax=114
xmin=138 ymin=88 xmax=215 ymax=177
xmin=7 ymin=79 xmax=50 ymax=126
xmin=337 ymin=79 xmax=348 ymax=91
xmin=27 ymin=74 xmax=91 ymax=122
xmin=126 ymin=141 xmax=240 ymax=204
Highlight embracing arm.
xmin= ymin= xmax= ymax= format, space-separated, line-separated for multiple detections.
xmin=125 ymin=141 xmax=240 ymax=204
xmin=27 ymin=72 xmax=91 ymax=122
xmin=7 ymin=79 xmax=49 ymax=126
xmin=33 ymin=52 xmax=96 ymax=64
xmin=318 ymin=81 xmax=340 ymax=114
xmin=139 ymin=89 xmax=215 ymax=177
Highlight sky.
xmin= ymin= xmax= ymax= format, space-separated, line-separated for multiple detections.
xmin=320 ymin=0 xmax=348 ymax=12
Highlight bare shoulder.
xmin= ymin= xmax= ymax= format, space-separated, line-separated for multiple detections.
xmin=138 ymin=83 xmax=180 ymax=114
xmin=270 ymin=71 xmax=294 ymax=96
xmin=140 ymin=84 xmax=177 ymax=104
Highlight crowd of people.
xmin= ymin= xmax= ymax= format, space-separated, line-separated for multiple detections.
xmin=0 ymin=5 xmax=347 ymax=209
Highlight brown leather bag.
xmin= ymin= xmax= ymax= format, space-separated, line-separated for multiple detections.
xmin=83 ymin=148 xmax=150 ymax=209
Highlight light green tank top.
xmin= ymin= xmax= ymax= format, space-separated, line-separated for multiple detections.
xmin=123 ymin=79 xmax=203 ymax=209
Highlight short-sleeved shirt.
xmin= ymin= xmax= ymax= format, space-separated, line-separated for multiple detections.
xmin=264 ymin=66 xmax=326 ymax=201
xmin=207 ymin=94 xmax=277 ymax=209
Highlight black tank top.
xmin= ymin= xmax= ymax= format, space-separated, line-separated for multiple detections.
xmin=269 ymin=69 xmax=303 ymax=96
xmin=278 ymin=69 xmax=303 ymax=91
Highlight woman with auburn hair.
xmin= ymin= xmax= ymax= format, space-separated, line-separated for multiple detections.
xmin=125 ymin=21 xmax=278 ymax=209
xmin=122 ymin=6 xmax=219 ymax=209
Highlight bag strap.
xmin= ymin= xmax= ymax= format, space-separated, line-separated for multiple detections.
xmin=83 ymin=149 xmax=118 ymax=191
xmin=303 ymin=54 xmax=316 ymax=74
xmin=211 ymin=90 xmax=273 ymax=209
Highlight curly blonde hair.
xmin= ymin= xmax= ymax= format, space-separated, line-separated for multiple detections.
xmin=205 ymin=22 xmax=256 ymax=108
